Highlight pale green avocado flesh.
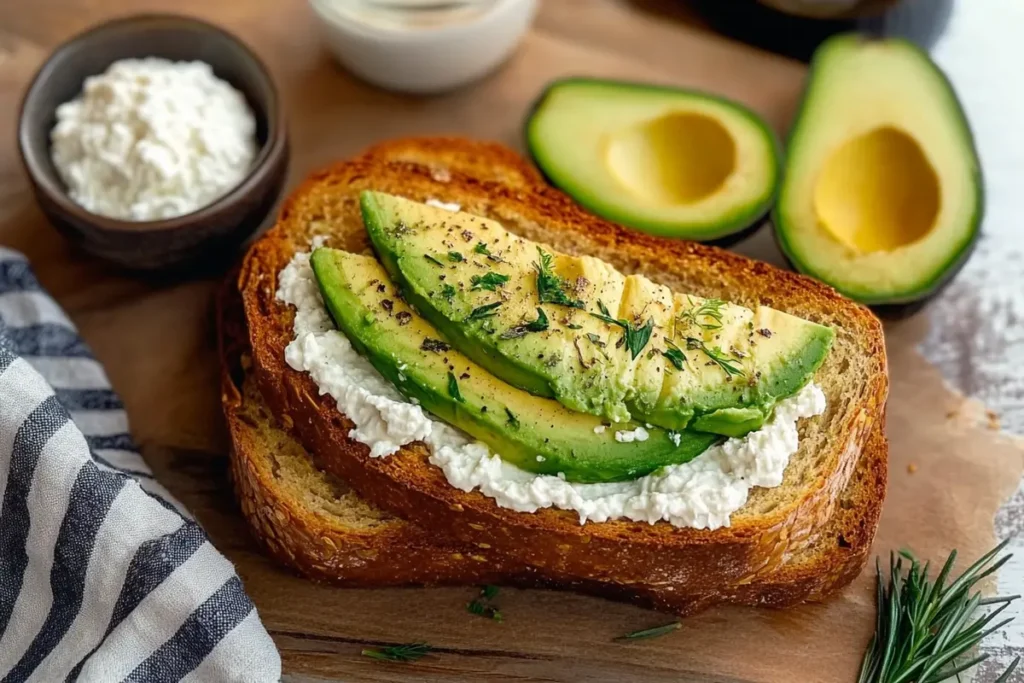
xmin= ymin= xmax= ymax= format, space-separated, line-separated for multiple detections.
xmin=526 ymin=78 xmax=781 ymax=242
xmin=775 ymin=34 xmax=982 ymax=306
xmin=310 ymin=248 xmax=721 ymax=484
xmin=362 ymin=191 xmax=834 ymax=438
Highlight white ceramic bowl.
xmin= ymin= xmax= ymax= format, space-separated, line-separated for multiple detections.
xmin=308 ymin=0 xmax=538 ymax=94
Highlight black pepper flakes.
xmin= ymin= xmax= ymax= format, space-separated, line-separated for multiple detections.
xmin=396 ymin=312 xmax=412 ymax=326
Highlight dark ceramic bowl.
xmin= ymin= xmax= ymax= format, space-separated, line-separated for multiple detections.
xmin=18 ymin=14 xmax=289 ymax=271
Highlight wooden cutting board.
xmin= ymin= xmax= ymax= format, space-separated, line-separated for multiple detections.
xmin=1 ymin=2 xmax=1021 ymax=681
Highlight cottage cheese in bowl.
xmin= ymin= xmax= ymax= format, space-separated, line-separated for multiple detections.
xmin=50 ymin=57 xmax=257 ymax=221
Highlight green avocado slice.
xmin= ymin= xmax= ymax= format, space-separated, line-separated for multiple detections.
xmin=310 ymin=247 xmax=720 ymax=484
xmin=526 ymin=78 xmax=781 ymax=244
xmin=774 ymin=34 xmax=983 ymax=308
xmin=361 ymin=191 xmax=834 ymax=437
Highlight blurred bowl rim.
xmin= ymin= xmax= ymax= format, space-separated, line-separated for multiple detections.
xmin=17 ymin=12 xmax=287 ymax=234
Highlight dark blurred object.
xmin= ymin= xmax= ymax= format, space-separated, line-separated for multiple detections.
xmin=688 ymin=0 xmax=953 ymax=61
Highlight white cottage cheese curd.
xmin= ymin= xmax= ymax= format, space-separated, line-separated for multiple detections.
xmin=278 ymin=250 xmax=826 ymax=530
xmin=50 ymin=58 xmax=257 ymax=221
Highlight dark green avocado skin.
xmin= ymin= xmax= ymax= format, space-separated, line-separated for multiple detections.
xmin=773 ymin=34 xmax=984 ymax=316
xmin=524 ymin=77 xmax=782 ymax=245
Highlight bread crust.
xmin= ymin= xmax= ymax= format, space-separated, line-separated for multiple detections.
xmin=238 ymin=138 xmax=888 ymax=591
xmin=221 ymin=277 xmax=887 ymax=613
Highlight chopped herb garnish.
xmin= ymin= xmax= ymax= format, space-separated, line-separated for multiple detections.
xmin=473 ymin=242 xmax=491 ymax=255
xmin=505 ymin=408 xmax=520 ymax=429
xmin=503 ymin=307 xmax=550 ymax=339
xmin=440 ymin=284 xmax=456 ymax=302
xmin=525 ymin=307 xmax=549 ymax=332
xmin=686 ymin=338 xmax=744 ymax=377
xmin=591 ymin=301 xmax=655 ymax=360
xmin=467 ymin=599 xmax=503 ymax=622
xmin=662 ymin=340 xmax=688 ymax=371
xmin=447 ymin=251 xmax=464 ymax=263
xmin=467 ymin=301 xmax=502 ymax=321
xmin=480 ymin=585 xmax=500 ymax=600
xmin=566 ymin=323 xmax=583 ymax=330
xmin=615 ymin=621 xmax=681 ymax=642
xmin=424 ymin=254 xmax=444 ymax=267
xmin=585 ymin=332 xmax=605 ymax=347
xmin=678 ymin=297 xmax=726 ymax=331
xmin=420 ymin=338 xmax=450 ymax=353
xmin=447 ymin=371 xmax=464 ymax=402
xmin=361 ymin=643 xmax=432 ymax=663
xmin=535 ymin=248 xmax=584 ymax=309
xmin=470 ymin=272 xmax=510 ymax=291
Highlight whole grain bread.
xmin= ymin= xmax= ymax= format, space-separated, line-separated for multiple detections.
xmin=239 ymin=138 xmax=888 ymax=591
xmin=220 ymin=275 xmax=887 ymax=613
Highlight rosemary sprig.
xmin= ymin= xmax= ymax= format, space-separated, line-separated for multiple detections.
xmin=615 ymin=621 xmax=681 ymax=642
xmin=592 ymin=301 xmax=654 ymax=361
xmin=535 ymin=248 xmax=584 ymax=309
xmin=686 ymin=338 xmax=743 ymax=377
xmin=859 ymin=540 xmax=1020 ymax=683
xmin=678 ymin=297 xmax=726 ymax=331
xmin=361 ymin=642 xmax=433 ymax=662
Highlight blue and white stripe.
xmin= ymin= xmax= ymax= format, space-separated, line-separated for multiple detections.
xmin=0 ymin=247 xmax=279 ymax=682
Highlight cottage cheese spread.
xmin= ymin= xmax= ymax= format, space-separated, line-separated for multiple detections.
xmin=278 ymin=249 xmax=826 ymax=530
xmin=51 ymin=58 xmax=257 ymax=221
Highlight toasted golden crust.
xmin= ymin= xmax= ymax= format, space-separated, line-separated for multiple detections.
xmin=221 ymin=273 xmax=886 ymax=612
xmin=239 ymin=138 xmax=888 ymax=589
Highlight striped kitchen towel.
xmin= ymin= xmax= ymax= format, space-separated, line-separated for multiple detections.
xmin=0 ymin=247 xmax=280 ymax=683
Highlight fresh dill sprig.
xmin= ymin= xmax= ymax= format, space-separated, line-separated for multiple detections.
xmin=678 ymin=297 xmax=726 ymax=331
xmin=466 ymin=301 xmax=502 ymax=321
xmin=591 ymin=301 xmax=654 ymax=361
xmin=470 ymin=272 xmax=510 ymax=291
xmin=615 ymin=621 xmax=681 ymax=642
xmin=859 ymin=540 xmax=1020 ymax=683
xmin=361 ymin=642 xmax=433 ymax=662
xmin=686 ymin=338 xmax=743 ymax=377
xmin=535 ymin=248 xmax=584 ymax=309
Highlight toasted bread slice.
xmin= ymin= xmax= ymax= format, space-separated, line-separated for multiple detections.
xmin=240 ymin=138 xmax=888 ymax=590
xmin=221 ymin=274 xmax=886 ymax=612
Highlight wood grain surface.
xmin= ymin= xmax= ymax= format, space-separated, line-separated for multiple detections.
xmin=2 ymin=2 xmax=1022 ymax=681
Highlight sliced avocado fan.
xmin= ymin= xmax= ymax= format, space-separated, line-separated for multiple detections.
xmin=310 ymin=248 xmax=720 ymax=484
xmin=361 ymin=191 xmax=834 ymax=437
xmin=526 ymin=78 xmax=781 ymax=244
xmin=775 ymin=34 xmax=982 ymax=309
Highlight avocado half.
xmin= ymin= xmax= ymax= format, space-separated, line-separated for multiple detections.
xmin=775 ymin=35 xmax=983 ymax=311
xmin=526 ymin=78 xmax=782 ymax=244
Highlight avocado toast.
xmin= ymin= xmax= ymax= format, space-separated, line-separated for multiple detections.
xmin=236 ymin=137 xmax=888 ymax=603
